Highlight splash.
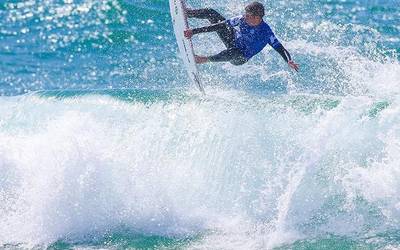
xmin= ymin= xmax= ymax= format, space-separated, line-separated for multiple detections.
xmin=0 ymin=88 xmax=398 ymax=249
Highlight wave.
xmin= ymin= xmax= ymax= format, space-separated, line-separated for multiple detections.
xmin=0 ymin=89 xmax=399 ymax=248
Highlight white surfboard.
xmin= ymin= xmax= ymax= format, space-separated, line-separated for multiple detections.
xmin=169 ymin=0 xmax=205 ymax=94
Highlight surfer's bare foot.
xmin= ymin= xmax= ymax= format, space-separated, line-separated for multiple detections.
xmin=184 ymin=29 xmax=193 ymax=39
xmin=195 ymin=55 xmax=208 ymax=64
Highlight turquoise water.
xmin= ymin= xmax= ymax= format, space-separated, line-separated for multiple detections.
xmin=1 ymin=0 xmax=400 ymax=249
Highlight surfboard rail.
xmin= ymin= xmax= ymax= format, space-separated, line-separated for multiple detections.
xmin=169 ymin=0 xmax=205 ymax=94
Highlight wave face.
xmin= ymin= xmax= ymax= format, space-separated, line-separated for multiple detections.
xmin=1 ymin=0 xmax=400 ymax=249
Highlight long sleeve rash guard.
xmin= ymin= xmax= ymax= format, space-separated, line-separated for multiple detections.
xmin=227 ymin=16 xmax=291 ymax=62
xmin=192 ymin=15 xmax=292 ymax=63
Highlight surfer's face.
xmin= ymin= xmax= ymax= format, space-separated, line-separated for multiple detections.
xmin=244 ymin=13 xmax=262 ymax=26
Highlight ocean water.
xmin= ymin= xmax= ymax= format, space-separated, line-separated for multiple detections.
xmin=0 ymin=0 xmax=400 ymax=249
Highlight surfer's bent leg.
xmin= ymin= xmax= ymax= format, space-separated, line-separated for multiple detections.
xmin=208 ymin=48 xmax=247 ymax=66
xmin=187 ymin=8 xmax=236 ymax=48
xmin=187 ymin=8 xmax=225 ymax=23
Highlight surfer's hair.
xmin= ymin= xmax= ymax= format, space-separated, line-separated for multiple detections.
xmin=245 ymin=2 xmax=265 ymax=17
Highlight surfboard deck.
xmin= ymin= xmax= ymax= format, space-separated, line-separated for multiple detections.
xmin=169 ymin=0 xmax=205 ymax=94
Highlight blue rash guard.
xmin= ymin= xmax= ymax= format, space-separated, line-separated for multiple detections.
xmin=226 ymin=16 xmax=282 ymax=60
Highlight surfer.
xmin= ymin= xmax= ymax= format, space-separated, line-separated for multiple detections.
xmin=184 ymin=2 xmax=299 ymax=71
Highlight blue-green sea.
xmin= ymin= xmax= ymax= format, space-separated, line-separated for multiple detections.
xmin=1 ymin=0 xmax=400 ymax=249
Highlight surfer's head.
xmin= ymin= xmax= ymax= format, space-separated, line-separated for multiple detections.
xmin=244 ymin=2 xmax=264 ymax=26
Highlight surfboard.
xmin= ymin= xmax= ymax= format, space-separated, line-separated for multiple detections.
xmin=169 ymin=0 xmax=205 ymax=94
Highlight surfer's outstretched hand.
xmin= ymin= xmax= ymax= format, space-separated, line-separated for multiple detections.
xmin=184 ymin=29 xmax=193 ymax=39
xmin=288 ymin=60 xmax=300 ymax=72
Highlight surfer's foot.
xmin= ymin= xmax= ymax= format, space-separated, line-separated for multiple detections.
xmin=195 ymin=55 xmax=208 ymax=64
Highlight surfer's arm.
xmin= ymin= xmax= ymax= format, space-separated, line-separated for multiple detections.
xmin=273 ymin=44 xmax=291 ymax=62
xmin=273 ymin=44 xmax=299 ymax=72
xmin=266 ymin=30 xmax=299 ymax=71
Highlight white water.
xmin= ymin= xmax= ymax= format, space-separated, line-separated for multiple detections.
xmin=0 ymin=76 xmax=399 ymax=248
